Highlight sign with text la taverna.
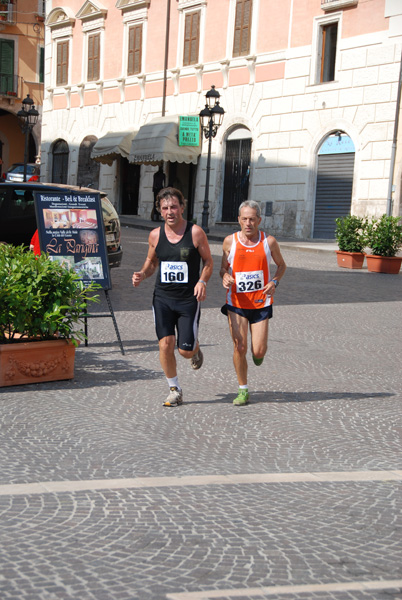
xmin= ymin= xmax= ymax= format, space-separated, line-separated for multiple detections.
xmin=34 ymin=191 xmax=111 ymax=290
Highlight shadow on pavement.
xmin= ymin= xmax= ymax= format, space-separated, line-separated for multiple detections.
xmin=188 ymin=390 xmax=394 ymax=405
xmin=82 ymin=339 xmax=160 ymax=354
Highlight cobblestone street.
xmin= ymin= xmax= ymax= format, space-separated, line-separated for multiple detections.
xmin=0 ymin=226 xmax=401 ymax=600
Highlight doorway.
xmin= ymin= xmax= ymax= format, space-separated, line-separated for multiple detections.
xmin=167 ymin=161 xmax=197 ymax=221
xmin=313 ymin=132 xmax=355 ymax=238
xmin=121 ymin=158 xmax=140 ymax=215
xmin=222 ymin=128 xmax=251 ymax=222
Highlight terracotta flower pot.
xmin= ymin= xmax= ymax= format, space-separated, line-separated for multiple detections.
xmin=366 ymin=254 xmax=402 ymax=274
xmin=335 ymin=250 xmax=365 ymax=269
xmin=0 ymin=339 xmax=76 ymax=387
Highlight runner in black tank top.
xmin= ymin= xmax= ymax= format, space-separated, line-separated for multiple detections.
xmin=154 ymin=222 xmax=201 ymax=300
xmin=132 ymin=187 xmax=213 ymax=407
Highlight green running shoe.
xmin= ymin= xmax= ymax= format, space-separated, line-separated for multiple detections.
xmin=252 ymin=355 xmax=264 ymax=366
xmin=233 ymin=389 xmax=249 ymax=406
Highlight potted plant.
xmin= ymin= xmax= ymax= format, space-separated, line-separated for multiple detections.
xmin=365 ymin=215 xmax=402 ymax=274
xmin=335 ymin=214 xmax=367 ymax=269
xmin=0 ymin=244 xmax=99 ymax=387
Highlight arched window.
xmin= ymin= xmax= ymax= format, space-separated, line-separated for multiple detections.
xmin=52 ymin=139 xmax=69 ymax=184
xmin=77 ymin=136 xmax=99 ymax=189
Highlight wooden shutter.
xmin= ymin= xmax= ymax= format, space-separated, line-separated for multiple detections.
xmin=183 ymin=11 xmax=200 ymax=66
xmin=88 ymin=34 xmax=100 ymax=81
xmin=0 ymin=39 xmax=14 ymax=93
xmin=320 ymin=23 xmax=337 ymax=83
xmin=233 ymin=0 xmax=252 ymax=57
xmin=56 ymin=41 xmax=68 ymax=86
xmin=39 ymin=47 xmax=45 ymax=84
xmin=128 ymin=24 xmax=142 ymax=75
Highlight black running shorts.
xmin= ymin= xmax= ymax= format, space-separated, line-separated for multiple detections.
xmin=153 ymin=294 xmax=200 ymax=351
xmin=221 ymin=303 xmax=272 ymax=323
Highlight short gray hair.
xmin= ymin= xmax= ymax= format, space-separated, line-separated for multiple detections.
xmin=238 ymin=200 xmax=261 ymax=218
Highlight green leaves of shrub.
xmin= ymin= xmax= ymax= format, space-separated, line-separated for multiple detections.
xmin=335 ymin=215 xmax=368 ymax=253
xmin=0 ymin=245 xmax=100 ymax=345
xmin=366 ymin=215 xmax=402 ymax=257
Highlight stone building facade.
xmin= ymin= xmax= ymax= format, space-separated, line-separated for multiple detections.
xmin=41 ymin=0 xmax=402 ymax=238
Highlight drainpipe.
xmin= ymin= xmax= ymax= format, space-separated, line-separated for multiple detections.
xmin=386 ymin=49 xmax=402 ymax=216
xmin=161 ymin=0 xmax=171 ymax=117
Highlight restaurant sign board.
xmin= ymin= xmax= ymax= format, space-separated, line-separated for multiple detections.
xmin=179 ymin=116 xmax=200 ymax=147
xmin=34 ymin=191 xmax=111 ymax=290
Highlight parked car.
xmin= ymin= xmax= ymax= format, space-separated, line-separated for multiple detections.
xmin=4 ymin=163 xmax=40 ymax=182
xmin=0 ymin=182 xmax=122 ymax=268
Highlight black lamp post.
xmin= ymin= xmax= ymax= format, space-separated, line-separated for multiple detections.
xmin=199 ymin=85 xmax=224 ymax=233
xmin=17 ymin=94 xmax=39 ymax=181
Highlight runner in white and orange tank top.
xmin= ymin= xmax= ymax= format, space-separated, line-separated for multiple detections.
xmin=220 ymin=200 xmax=286 ymax=406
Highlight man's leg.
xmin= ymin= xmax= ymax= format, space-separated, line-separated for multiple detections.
xmin=176 ymin=300 xmax=203 ymax=369
xmin=250 ymin=318 xmax=269 ymax=365
xmin=159 ymin=335 xmax=177 ymax=377
xmin=159 ymin=335 xmax=183 ymax=406
xmin=227 ymin=311 xmax=249 ymax=385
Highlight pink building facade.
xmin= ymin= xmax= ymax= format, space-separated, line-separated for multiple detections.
xmin=41 ymin=0 xmax=402 ymax=238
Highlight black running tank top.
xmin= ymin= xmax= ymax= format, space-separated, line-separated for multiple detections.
xmin=154 ymin=222 xmax=201 ymax=299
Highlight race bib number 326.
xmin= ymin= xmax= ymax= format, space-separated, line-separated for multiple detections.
xmin=235 ymin=270 xmax=264 ymax=293
xmin=161 ymin=261 xmax=188 ymax=283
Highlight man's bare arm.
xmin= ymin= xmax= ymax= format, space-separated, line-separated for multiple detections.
xmin=263 ymin=236 xmax=286 ymax=295
xmin=132 ymin=229 xmax=159 ymax=287
xmin=220 ymin=235 xmax=235 ymax=289
xmin=192 ymin=225 xmax=213 ymax=301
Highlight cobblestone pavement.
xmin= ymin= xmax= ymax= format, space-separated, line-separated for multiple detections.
xmin=0 ymin=226 xmax=401 ymax=600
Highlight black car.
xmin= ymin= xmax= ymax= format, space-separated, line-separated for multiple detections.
xmin=0 ymin=182 xmax=122 ymax=268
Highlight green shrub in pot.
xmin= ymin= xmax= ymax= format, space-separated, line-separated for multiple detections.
xmin=366 ymin=214 xmax=402 ymax=257
xmin=0 ymin=244 xmax=100 ymax=345
xmin=335 ymin=215 xmax=368 ymax=253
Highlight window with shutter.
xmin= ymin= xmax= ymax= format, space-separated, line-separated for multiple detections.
xmin=320 ymin=23 xmax=338 ymax=82
xmin=56 ymin=41 xmax=68 ymax=86
xmin=88 ymin=34 xmax=100 ymax=81
xmin=233 ymin=0 xmax=252 ymax=58
xmin=128 ymin=24 xmax=142 ymax=76
xmin=0 ymin=39 xmax=15 ymax=94
xmin=39 ymin=47 xmax=45 ymax=83
xmin=183 ymin=11 xmax=200 ymax=66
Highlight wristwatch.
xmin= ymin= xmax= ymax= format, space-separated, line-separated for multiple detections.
xmin=272 ymin=279 xmax=279 ymax=288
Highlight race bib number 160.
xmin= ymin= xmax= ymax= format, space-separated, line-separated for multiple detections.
xmin=235 ymin=270 xmax=264 ymax=293
xmin=161 ymin=261 xmax=188 ymax=283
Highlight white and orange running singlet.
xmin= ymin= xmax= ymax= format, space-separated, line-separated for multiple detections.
xmin=226 ymin=231 xmax=273 ymax=309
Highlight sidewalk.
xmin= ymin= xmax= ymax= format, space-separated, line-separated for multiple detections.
xmin=120 ymin=214 xmax=339 ymax=254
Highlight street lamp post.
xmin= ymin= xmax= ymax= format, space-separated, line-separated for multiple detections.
xmin=17 ymin=94 xmax=39 ymax=181
xmin=199 ymin=85 xmax=224 ymax=233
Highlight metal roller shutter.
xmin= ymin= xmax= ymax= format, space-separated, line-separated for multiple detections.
xmin=313 ymin=153 xmax=355 ymax=238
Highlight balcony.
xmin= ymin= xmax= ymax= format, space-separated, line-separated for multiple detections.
xmin=0 ymin=74 xmax=19 ymax=98
xmin=321 ymin=0 xmax=358 ymax=10
xmin=0 ymin=3 xmax=15 ymax=24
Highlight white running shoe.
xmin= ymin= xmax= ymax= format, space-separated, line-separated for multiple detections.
xmin=163 ymin=387 xmax=183 ymax=407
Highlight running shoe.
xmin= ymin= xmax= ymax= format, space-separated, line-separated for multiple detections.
xmin=163 ymin=387 xmax=183 ymax=407
xmin=252 ymin=355 xmax=264 ymax=366
xmin=233 ymin=389 xmax=250 ymax=406
xmin=190 ymin=347 xmax=204 ymax=370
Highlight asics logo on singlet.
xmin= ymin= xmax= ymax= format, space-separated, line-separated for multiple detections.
xmin=246 ymin=249 xmax=254 ymax=252
xmin=169 ymin=264 xmax=184 ymax=270
xmin=245 ymin=274 xmax=260 ymax=280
